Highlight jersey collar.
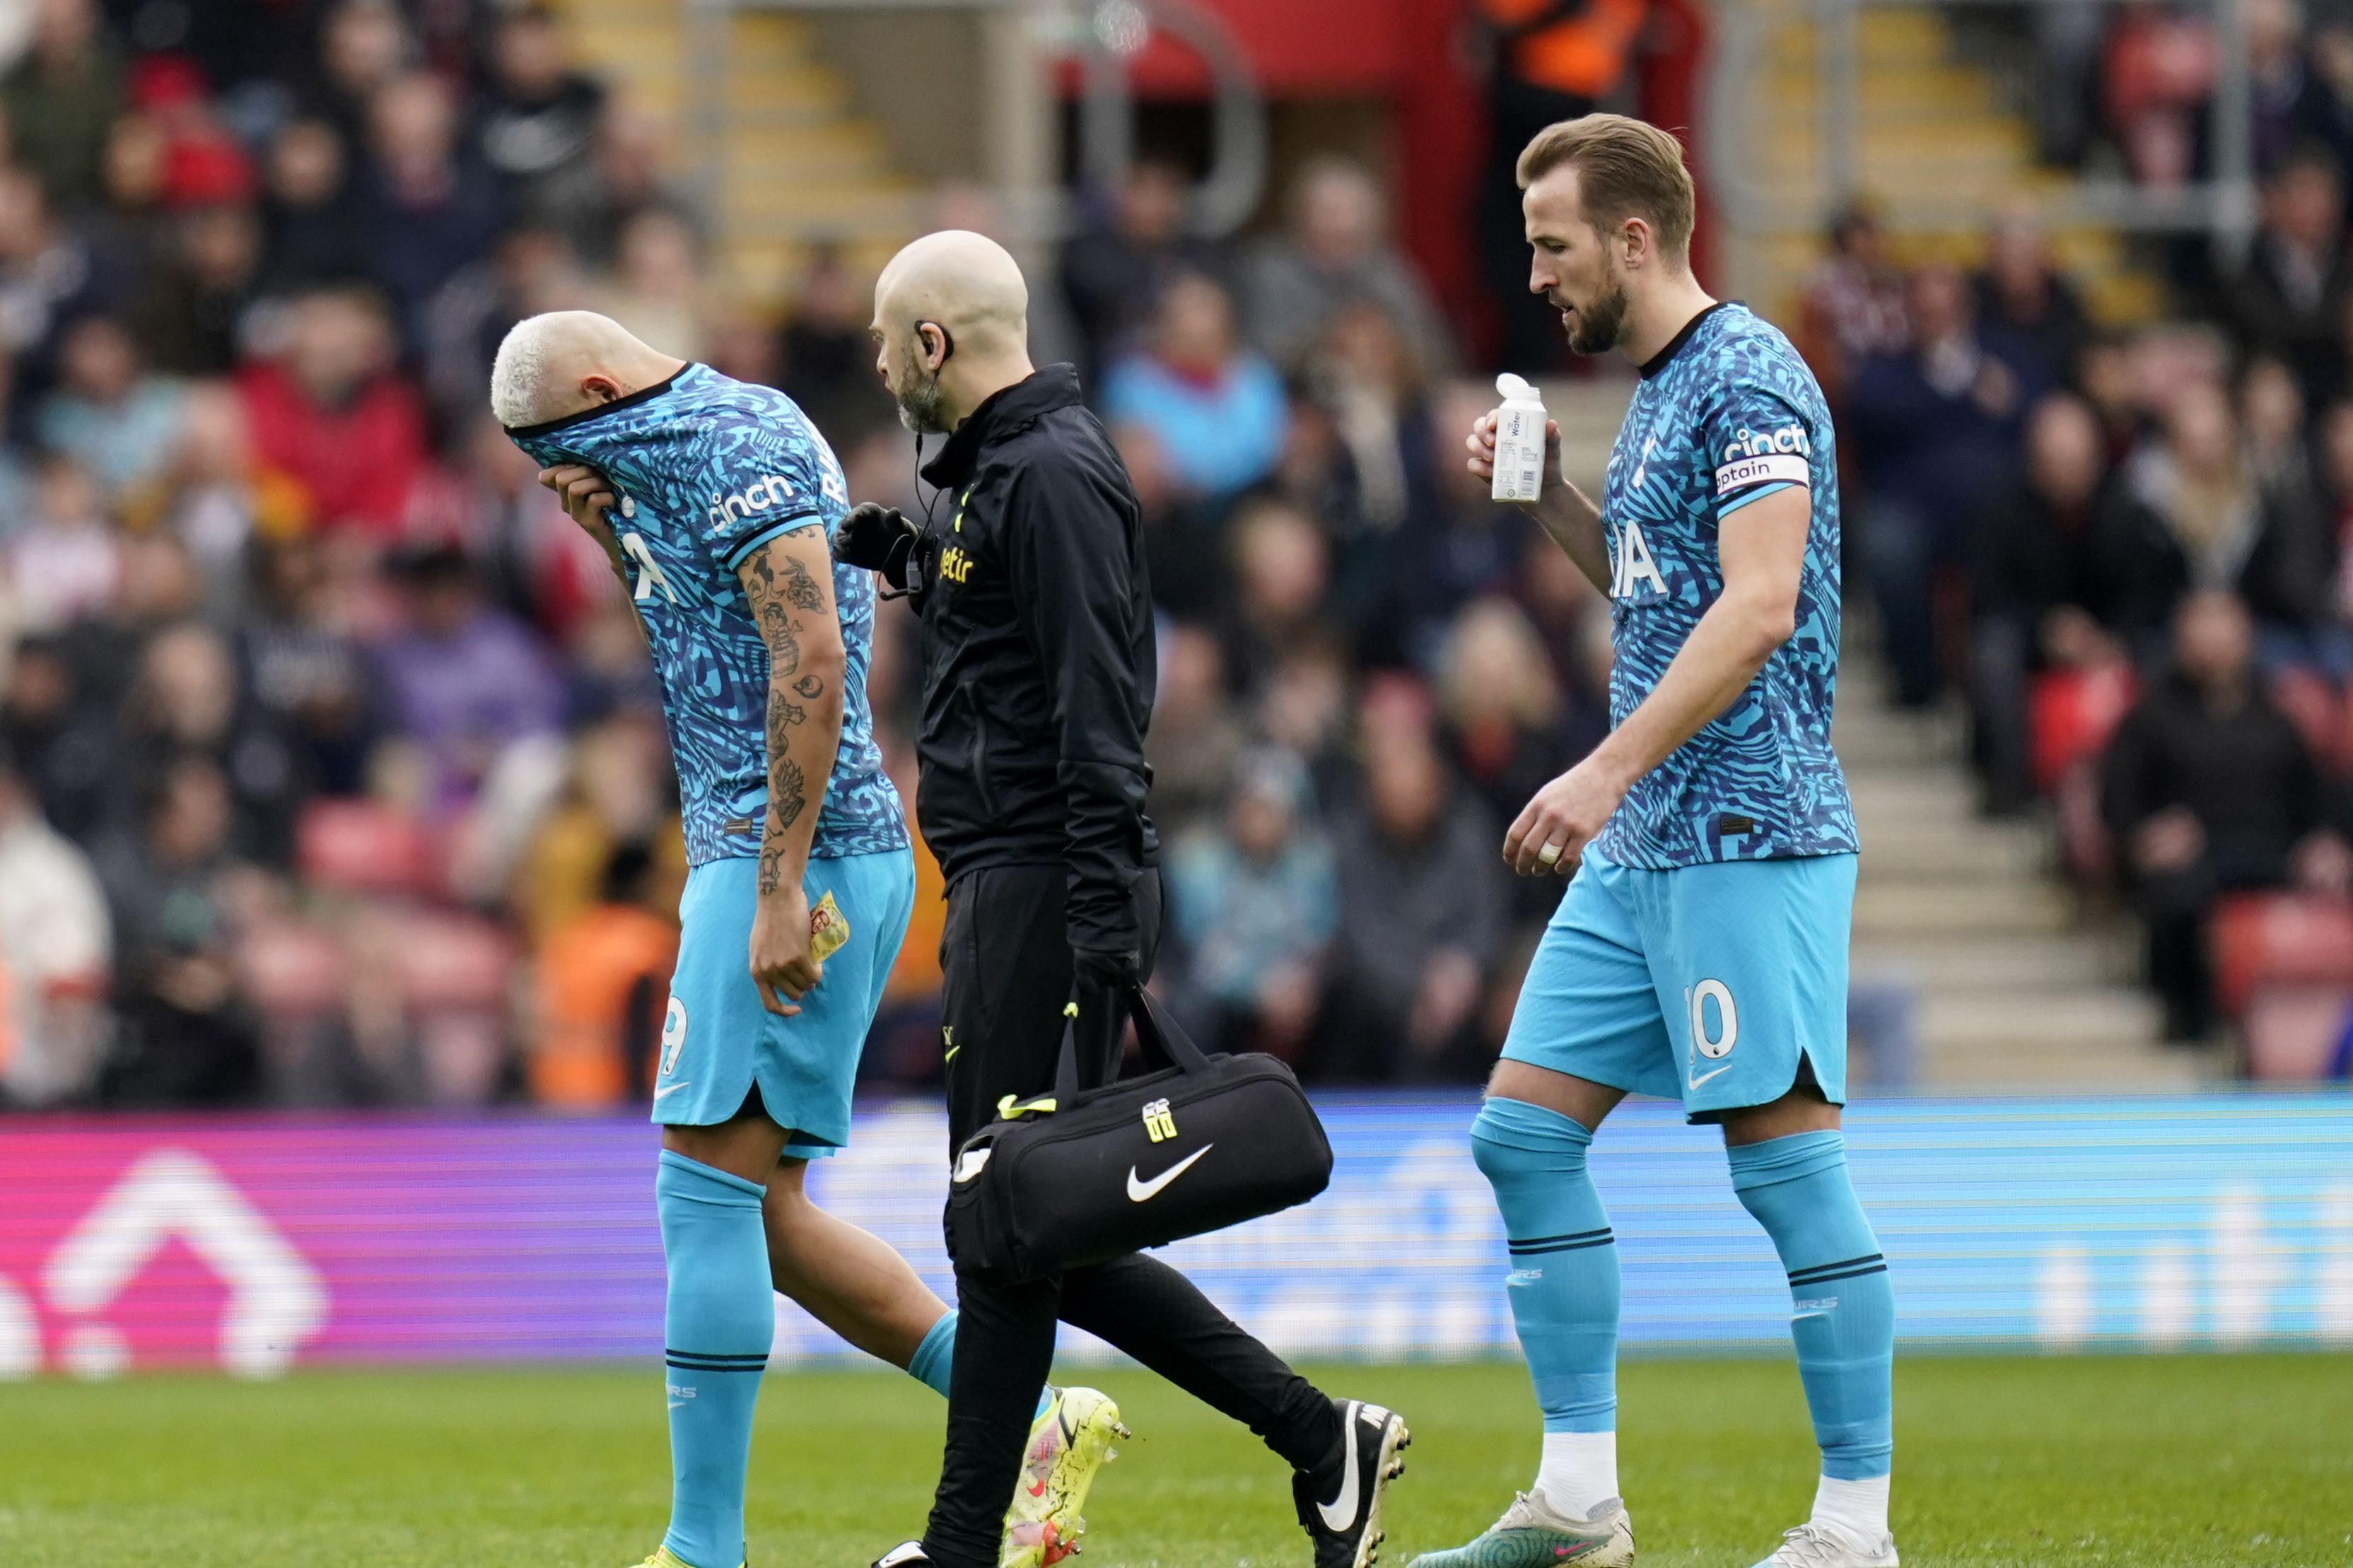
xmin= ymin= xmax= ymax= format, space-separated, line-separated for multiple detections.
xmin=920 ymin=362 xmax=1085 ymax=491
xmin=503 ymin=363 xmax=695 ymax=438
xmin=1635 ymin=302 xmax=1731 ymax=380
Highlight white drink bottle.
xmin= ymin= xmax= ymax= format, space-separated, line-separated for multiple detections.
xmin=1489 ymin=373 xmax=1547 ymax=503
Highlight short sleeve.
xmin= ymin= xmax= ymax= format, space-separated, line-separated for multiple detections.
xmin=1702 ymin=378 xmax=1816 ymax=520
xmin=699 ymin=418 xmax=848 ymax=572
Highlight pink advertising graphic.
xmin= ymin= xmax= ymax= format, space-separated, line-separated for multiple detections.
xmin=1 ymin=1097 xmax=2348 ymax=1376
xmin=0 ymin=1116 xmax=666 ymax=1375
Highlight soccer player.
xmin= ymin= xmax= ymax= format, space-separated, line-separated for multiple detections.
xmin=492 ymin=311 xmax=1121 ymax=1568
xmin=1409 ymin=118 xmax=1894 ymax=1568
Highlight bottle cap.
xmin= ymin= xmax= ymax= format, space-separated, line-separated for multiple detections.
xmin=1494 ymin=373 xmax=1540 ymax=404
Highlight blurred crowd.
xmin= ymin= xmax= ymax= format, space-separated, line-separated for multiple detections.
xmin=18 ymin=0 xmax=2352 ymax=1113
xmin=1802 ymin=5 xmax=2353 ymax=1048
xmin=0 ymin=0 xmax=1616 ymax=1111
xmin=2036 ymin=0 xmax=2353 ymax=187
xmin=0 ymin=0 xmax=723 ymax=1110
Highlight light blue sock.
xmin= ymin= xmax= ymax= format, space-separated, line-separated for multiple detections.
xmin=908 ymin=1309 xmax=957 ymax=1397
xmin=657 ymin=1151 xmax=773 ymax=1568
xmin=904 ymin=1309 xmax=1049 ymax=1417
xmin=1471 ymin=1098 xmax=1618 ymax=1433
xmin=1727 ymin=1131 xmax=1895 ymax=1481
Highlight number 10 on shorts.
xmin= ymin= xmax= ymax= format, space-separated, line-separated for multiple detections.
xmin=1686 ymin=978 xmax=1738 ymax=1060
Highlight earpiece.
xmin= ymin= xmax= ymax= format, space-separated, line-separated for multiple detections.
xmin=915 ymin=320 xmax=957 ymax=370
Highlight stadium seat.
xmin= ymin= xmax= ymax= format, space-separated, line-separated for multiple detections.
xmin=397 ymin=912 xmax=520 ymax=1106
xmin=296 ymin=800 xmax=442 ymax=898
xmin=2028 ymin=663 xmax=2137 ymax=795
xmin=2208 ymin=892 xmax=2353 ymax=1019
xmin=235 ymin=920 xmax=351 ymax=1019
xmin=396 ymin=912 xmax=517 ymax=1014
xmin=2241 ymin=983 xmax=2353 ymax=1080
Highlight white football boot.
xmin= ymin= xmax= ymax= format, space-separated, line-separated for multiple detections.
xmin=1748 ymin=1521 xmax=1898 ymax=1568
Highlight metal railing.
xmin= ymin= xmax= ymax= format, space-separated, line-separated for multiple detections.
xmin=1703 ymin=0 xmax=2258 ymax=265
xmin=682 ymin=0 xmax=1268 ymax=252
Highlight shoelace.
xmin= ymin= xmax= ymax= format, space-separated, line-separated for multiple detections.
xmin=1492 ymin=1492 xmax=1545 ymax=1532
xmin=1493 ymin=1492 xmax=1607 ymax=1535
xmin=1770 ymin=1523 xmax=1864 ymax=1567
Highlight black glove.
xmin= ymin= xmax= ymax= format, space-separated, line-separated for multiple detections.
xmin=1068 ymin=947 xmax=1140 ymax=1086
xmin=835 ymin=502 xmax=928 ymax=595
xmin=1071 ymin=946 xmax=1140 ymax=996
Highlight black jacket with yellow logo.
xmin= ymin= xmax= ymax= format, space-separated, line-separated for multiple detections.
xmin=911 ymin=363 xmax=1159 ymax=959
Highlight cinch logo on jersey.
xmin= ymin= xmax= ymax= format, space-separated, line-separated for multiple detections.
xmin=703 ymin=474 xmax=797 ymax=530
xmin=1715 ymin=423 xmax=1811 ymax=497
xmin=1723 ymin=423 xmax=1811 ymax=460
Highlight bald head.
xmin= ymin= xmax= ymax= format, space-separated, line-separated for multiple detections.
xmin=874 ymin=229 xmax=1028 ymax=349
xmin=489 ymin=309 xmax=684 ymax=428
xmin=870 ymin=230 xmax=1036 ymax=433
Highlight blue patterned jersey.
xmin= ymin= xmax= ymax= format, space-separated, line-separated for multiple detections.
xmin=506 ymin=363 xmax=907 ymax=866
xmin=1592 ymin=303 xmax=1857 ymax=868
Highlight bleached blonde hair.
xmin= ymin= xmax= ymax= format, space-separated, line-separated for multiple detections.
xmin=489 ymin=315 xmax=562 ymax=427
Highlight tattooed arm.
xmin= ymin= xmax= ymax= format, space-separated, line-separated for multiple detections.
xmin=737 ymin=525 xmax=846 ymax=1017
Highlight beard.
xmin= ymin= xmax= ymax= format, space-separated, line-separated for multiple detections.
xmin=892 ymin=342 xmax=952 ymax=434
xmin=1558 ymin=270 xmax=1630 ymax=356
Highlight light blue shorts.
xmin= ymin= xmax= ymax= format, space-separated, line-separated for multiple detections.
xmin=1501 ymin=848 xmax=1857 ymax=1123
xmin=652 ymin=848 xmax=916 ymax=1152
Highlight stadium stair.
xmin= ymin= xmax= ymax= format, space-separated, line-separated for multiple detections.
xmin=1831 ymin=663 xmax=2206 ymax=1090
xmin=551 ymin=0 xmax=918 ymax=309
xmin=1734 ymin=4 xmax=2166 ymax=326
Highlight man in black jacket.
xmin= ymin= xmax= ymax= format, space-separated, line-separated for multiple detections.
xmin=2101 ymin=590 xmax=2353 ymax=1039
xmin=1966 ymin=392 xmax=2120 ymax=814
xmin=843 ymin=230 xmax=1406 ymax=1568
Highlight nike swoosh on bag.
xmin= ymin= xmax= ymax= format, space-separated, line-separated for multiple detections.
xmin=1316 ymin=1401 xmax=1362 ymax=1531
xmin=1126 ymin=1145 xmax=1213 ymax=1203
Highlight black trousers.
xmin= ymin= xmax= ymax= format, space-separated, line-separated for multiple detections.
xmin=923 ymin=863 xmax=1340 ymax=1568
xmin=2128 ymin=843 xmax=2291 ymax=1041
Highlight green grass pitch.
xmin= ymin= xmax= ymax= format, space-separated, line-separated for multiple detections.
xmin=0 ymin=1355 xmax=2347 ymax=1567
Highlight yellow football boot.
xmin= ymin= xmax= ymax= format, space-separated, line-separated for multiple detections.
xmin=998 ymin=1385 xmax=1128 ymax=1567
xmin=631 ymin=1547 xmax=740 ymax=1568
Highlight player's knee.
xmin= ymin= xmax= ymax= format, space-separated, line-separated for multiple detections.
xmin=1724 ymin=1127 xmax=1850 ymax=1200
xmin=1471 ymin=1097 xmax=1591 ymax=1188
xmin=1469 ymin=1119 xmax=1513 ymax=1186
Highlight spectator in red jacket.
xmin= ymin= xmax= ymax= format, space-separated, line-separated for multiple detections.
xmin=236 ymin=284 xmax=425 ymax=538
xmin=126 ymin=54 xmax=254 ymax=209
xmin=2103 ymin=4 xmax=2217 ymax=187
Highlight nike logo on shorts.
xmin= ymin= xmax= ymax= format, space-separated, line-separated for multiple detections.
xmin=653 ymin=1080 xmax=692 ymax=1101
xmin=1686 ymin=1064 xmax=1734 ymax=1091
